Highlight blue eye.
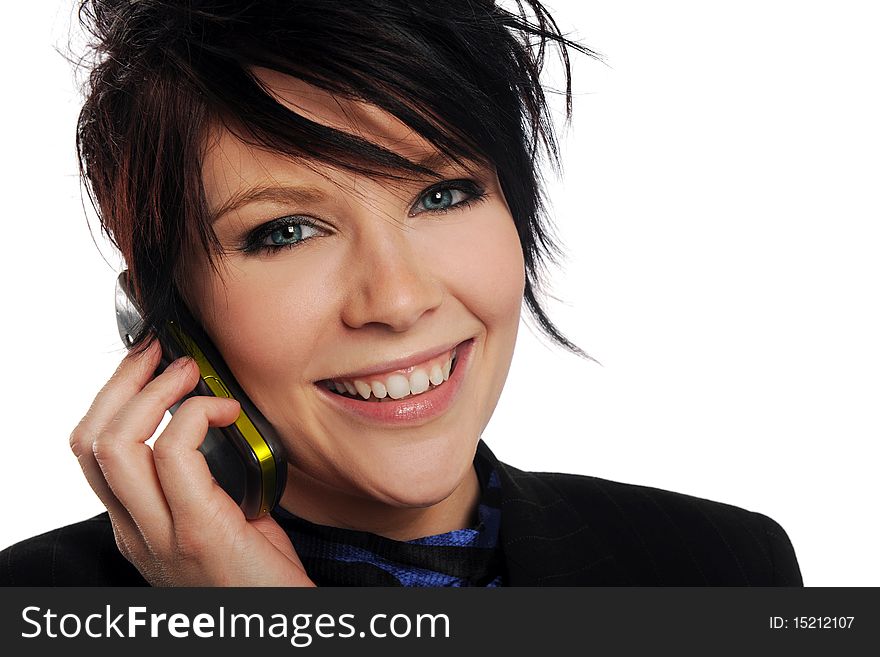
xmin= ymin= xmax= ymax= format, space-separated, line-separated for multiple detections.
xmin=243 ymin=217 xmax=323 ymax=256
xmin=420 ymin=188 xmax=457 ymax=211
xmin=267 ymin=223 xmax=316 ymax=247
xmin=410 ymin=180 xmax=487 ymax=217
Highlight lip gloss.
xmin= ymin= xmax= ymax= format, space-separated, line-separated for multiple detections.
xmin=313 ymin=338 xmax=475 ymax=427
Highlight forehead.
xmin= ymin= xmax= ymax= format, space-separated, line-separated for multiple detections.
xmin=201 ymin=67 xmax=446 ymax=203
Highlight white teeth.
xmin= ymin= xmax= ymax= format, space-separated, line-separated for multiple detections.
xmin=354 ymin=380 xmax=372 ymax=400
xmin=385 ymin=373 xmax=411 ymax=400
xmin=429 ymin=364 xmax=444 ymax=386
xmin=370 ymin=380 xmax=387 ymax=399
xmin=408 ymin=369 xmax=430 ymax=395
xmin=326 ymin=345 xmax=461 ymax=401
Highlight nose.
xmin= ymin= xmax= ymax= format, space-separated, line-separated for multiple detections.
xmin=340 ymin=223 xmax=444 ymax=332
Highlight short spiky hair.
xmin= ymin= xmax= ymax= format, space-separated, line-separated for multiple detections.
xmin=77 ymin=0 xmax=597 ymax=359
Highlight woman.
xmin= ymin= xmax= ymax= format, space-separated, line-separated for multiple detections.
xmin=0 ymin=0 xmax=801 ymax=586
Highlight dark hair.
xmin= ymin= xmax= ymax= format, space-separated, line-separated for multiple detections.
xmin=76 ymin=0 xmax=599 ymax=360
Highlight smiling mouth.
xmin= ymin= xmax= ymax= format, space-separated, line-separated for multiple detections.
xmin=318 ymin=349 xmax=460 ymax=403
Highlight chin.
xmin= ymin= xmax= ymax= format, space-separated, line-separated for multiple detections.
xmin=364 ymin=441 xmax=472 ymax=508
xmin=377 ymin=481 xmax=458 ymax=509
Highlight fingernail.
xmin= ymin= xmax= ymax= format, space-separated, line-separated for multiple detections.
xmin=168 ymin=356 xmax=193 ymax=372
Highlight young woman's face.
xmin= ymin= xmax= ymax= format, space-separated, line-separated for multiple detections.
xmin=180 ymin=69 xmax=525 ymax=517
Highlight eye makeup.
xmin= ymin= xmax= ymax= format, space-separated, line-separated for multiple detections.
xmin=234 ymin=178 xmax=489 ymax=257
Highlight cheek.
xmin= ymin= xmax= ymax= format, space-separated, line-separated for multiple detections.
xmin=190 ymin=263 xmax=332 ymax=401
xmin=429 ymin=207 xmax=524 ymax=433
xmin=433 ymin=208 xmax=526 ymax=327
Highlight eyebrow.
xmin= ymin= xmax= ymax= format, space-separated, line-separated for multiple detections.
xmin=210 ymin=185 xmax=329 ymax=225
xmin=208 ymin=151 xmax=471 ymax=225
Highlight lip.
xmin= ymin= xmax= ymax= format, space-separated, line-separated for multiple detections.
xmin=313 ymin=338 xmax=475 ymax=426
xmin=316 ymin=339 xmax=465 ymax=382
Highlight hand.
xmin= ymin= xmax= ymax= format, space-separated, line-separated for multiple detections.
xmin=69 ymin=336 xmax=315 ymax=587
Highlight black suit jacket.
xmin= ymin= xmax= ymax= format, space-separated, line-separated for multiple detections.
xmin=0 ymin=440 xmax=802 ymax=586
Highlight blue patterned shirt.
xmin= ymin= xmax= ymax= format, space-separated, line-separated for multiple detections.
xmin=272 ymin=448 xmax=504 ymax=587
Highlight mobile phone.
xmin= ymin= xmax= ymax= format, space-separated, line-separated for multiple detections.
xmin=114 ymin=270 xmax=288 ymax=519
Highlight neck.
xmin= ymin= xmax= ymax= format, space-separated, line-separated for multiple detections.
xmin=277 ymin=463 xmax=481 ymax=541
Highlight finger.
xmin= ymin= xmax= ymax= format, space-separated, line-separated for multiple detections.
xmin=71 ymin=438 xmax=142 ymax=559
xmin=69 ymin=337 xmax=164 ymax=538
xmin=70 ymin=425 xmax=134 ymax=530
xmin=72 ymin=337 xmax=164 ymax=454
xmin=93 ymin=355 xmax=203 ymax=541
xmin=152 ymin=395 xmax=243 ymax=526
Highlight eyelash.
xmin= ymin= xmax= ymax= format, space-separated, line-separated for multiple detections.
xmin=239 ymin=179 xmax=488 ymax=257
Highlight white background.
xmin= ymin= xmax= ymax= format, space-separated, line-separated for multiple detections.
xmin=1 ymin=1 xmax=877 ymax=586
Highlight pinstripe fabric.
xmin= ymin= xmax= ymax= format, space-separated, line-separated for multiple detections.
xmin=0 ymin=440 xmax=802 ymax=586
xmin=485 ymin=441 xmax=803 ymax=586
